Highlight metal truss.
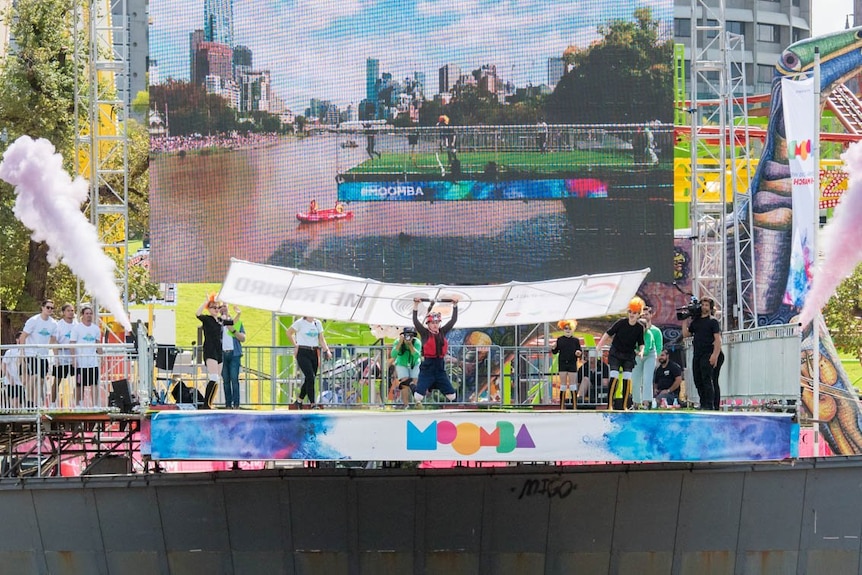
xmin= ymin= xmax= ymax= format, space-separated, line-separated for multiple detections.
xmin=73 ymin=0 xmax=130 ymax=313
xmin=688 ymin=0 xmax=756 ymax=330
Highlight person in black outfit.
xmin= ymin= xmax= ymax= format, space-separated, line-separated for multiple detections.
xmin=196 ymin=297 xmax=233 ymax=407
xmin=682 ymin=297 xmax=723 ymax=410
xmin=551 ymin=321 xmax=582 ymax=409
xmin=364 ymin=123 xmax=381 ymax=160
xmin=408 ymin=131 xmax=420 ymax=164
xmin=653 ymin=347 xmax=683 ymax=406
xmin=597 ymin=298 xmax=646 ymax=410
xmin=437 ymin=115 xmax=457 ymax=166
xmin=577 ymin=348 xmax=611 ymax=404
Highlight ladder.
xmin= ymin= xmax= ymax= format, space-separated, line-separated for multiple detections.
xmin=826 ymin=83 xmax=862 ymax=135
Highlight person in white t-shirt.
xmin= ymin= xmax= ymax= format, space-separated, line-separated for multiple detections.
xmin=285 ymin=316 xmax=332 ymax=409
xmin=1 ymin=331 xmax=26 ymax=408
xmin=70 ymin=304 xmax=103 ymax=408
xmin=51 ymin=302 xmax=78 ymax=405
xmin=21 ymin=299 xmax=58 ymax=406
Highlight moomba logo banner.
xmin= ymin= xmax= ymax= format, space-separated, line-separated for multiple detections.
xmin=337 ymin=179 xmax=609 ymax=201
xmin=149 ymin=410 xmax=797 ymax=462
xmin=406 ymin=419 xmax=536 ymax=456
xmin=781 ymin=77 xmax=816 ymax=308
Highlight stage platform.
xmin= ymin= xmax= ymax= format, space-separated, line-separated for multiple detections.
xmin=0 ymin=406 xmax=800 ymax=476
xmin=0 ymin=412 xmax=141 ymax=477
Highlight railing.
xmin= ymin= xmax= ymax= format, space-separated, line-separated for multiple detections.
xmin=683 ymin=323 xmax=801 ymax=408
xmin=0 ymin=325 xmax=803 ymax=414
xmin=333 ymin=123 xmax=674 ymax=176
xmin=0 ymin=342 xmax=138 ymax=413
xmin=153 ymin=343 xmax=510 ymax=408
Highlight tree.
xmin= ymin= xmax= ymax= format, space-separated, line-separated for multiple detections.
xmin=126 ymin=119 xmax=150 ymax=239
xmin=0 ymin=0 xmax=81 ymax=342
xmin=546 ymin=7 xmax=673 ymax=124
xmin=0 ymin=0 xmax=154 ymax=341
xmin=823 ymin=264 xmax=862 ymax=367
xmin=150 ymin=80 xmax=239 ymax=136
xmin=131 ymin=90 xmax=149 ymax=117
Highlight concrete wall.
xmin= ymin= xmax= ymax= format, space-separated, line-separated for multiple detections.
xmin=0 ymin=458 xmax=860 ymax=574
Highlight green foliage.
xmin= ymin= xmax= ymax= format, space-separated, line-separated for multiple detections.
xmin=0 ymin=0 xmax=83 ymax=340
xmin=0 ymin=0 xmax=78 ymax=159
xmin=0 ymin=200 xmax=29 ymax=311
xmin=127 ymin=263 xmax=160 ymax=304
xmin=419 ymin=84 xmax=544 ymax=127
xmin=546 ymin=6 xmax=673 ymax=124
xmin=131 ymin=90 xmax=149 ymax=116
xmin=126 ymin=119 xmax=150 ymax=238
xmin=0 ymin=0 xmax=152 ymax=341
xmin=823 ymin=263 xmax=862 ymax=365
xmin=417 ymin=8 xmax=668 ymax=127
xmin=418 ymin=99 xmax=445 ymax=126
xmin=150 ymin=80 xmax=287 ymax=136
xmin=390 ymin=114 xmax=416 ymax=128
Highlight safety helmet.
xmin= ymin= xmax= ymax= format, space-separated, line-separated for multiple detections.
xmin=425 ymin=312 xmax=442 ymax=324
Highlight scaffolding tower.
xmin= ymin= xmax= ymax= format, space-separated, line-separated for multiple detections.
xmin=73 ymin=0 xmax=130 ymax=313
xmin=688 ymin=0 xmax=757 ymax=331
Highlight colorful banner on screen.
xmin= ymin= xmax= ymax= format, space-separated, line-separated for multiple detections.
xmin=337 ymin=178 xmax=608 ymax=201
xmin=781 ymin=76 xmax=816 ymax=308
xmin=149 ymin=410 xmax=798 ymax=462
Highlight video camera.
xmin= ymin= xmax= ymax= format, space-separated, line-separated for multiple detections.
xmin=676 ymin=296 xmax=702 ymax=321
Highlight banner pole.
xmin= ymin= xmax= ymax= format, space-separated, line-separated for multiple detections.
xmin=813 ymin=48 xmax=821 ymax=456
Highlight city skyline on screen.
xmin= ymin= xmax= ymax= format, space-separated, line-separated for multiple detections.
xmin=149 ymin=0 xmax=674 ymax=285
xmin=150 ymin=0 xmax=672 ymax=113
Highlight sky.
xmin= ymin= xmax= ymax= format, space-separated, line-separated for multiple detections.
xmin=150 ymin=0 xmax=672 ymax=112
xmin=813 ymin=0 xmax=855 ymax=35
xmin=150 ymin=0 xmax=852 ymax=113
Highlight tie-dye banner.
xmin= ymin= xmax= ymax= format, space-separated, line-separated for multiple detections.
xmin=781 ymin=76 xmax=816 ymax=308
xmin=149 ymin=410 xmax=798 ymax=462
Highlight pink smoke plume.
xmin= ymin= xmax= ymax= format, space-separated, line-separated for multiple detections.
xmin=799 ymin=141 xmax=862 ymax=325
xmin=0 ymin=136 xmax=132 ymax=331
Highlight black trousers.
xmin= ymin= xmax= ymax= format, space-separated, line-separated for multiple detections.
xmin=693 ymin=352 xmax=723 ymax=410
xmin=296 ymin=347 xmax=319 ymax=401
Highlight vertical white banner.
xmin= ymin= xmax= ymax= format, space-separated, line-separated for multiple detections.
xmin=781 ymin=77 xmax=816 ymax=308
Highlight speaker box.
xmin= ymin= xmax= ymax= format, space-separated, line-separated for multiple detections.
xmin=109 ymin=379 xmax=134 ymax=413
xmin=155 ymin=345 xmax=179 ymax=371
xmin=82 ymin=455 xmax=131 ymax=475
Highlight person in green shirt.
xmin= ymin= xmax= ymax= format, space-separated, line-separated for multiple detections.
xmin=633 ymin=306 xmax=663 ymax=408
xmin=221 ymin=304 xmax=245 ymax=408
xmin=391 ymin=327 xmax=421 ymax=407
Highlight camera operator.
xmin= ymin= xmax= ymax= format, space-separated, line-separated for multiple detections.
xmin=681 ymin=297 xmax=723 ymax=410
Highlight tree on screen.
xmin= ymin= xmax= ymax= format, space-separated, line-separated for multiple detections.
xmin=547 ymin=7 xmax=673 ymax=124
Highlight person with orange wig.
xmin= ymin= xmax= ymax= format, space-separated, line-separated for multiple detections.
xmin=195 ymin=294 xmax=234 ymax=408
xmin=596 ymin=297 xmax=646 ymax=410
xmin=551 ymin=320 xmax=582 ymax=409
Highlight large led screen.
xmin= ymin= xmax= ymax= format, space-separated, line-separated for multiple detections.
xmin=150 ymin=0 xmax=674 ymax=284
